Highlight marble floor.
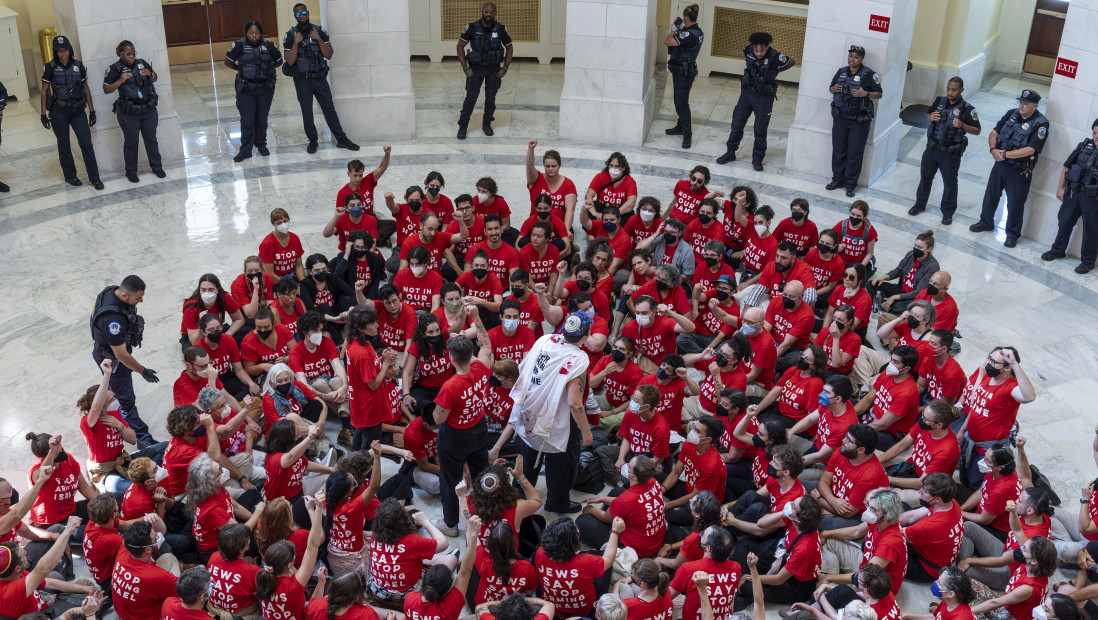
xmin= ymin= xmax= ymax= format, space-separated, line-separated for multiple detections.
xmin=0 ymin=58 xmax=1092 ymax=616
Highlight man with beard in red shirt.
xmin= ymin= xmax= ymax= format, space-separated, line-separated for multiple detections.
xmin=814 ymin=423 xmax=888 ymax=531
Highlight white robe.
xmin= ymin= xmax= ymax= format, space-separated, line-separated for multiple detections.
xmin=508 ymin=334 xmax=589 ymax=453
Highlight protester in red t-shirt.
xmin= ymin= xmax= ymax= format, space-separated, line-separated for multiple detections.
xmin=969 ymin=537 xmax=1056 ymax=620
xmin=305 ymin=571 xmax=383 ymax=620
xmin=179 ymin=274 xmax=245 ymax=344
xmin=961 ymin=444 xmax=1023 ymax=535
xmin=668 ymin=167 xmax=715 ymax=223
xmin=903 ymin=473 xmax=965 ymax=581
xmin=622 ymin=295 xmax=695 ymax=370
xmin=83 ymin=494 xmax=125 ymax=588
xmin=787 ymin=375 xmax=859 ymax=471
xmin=370 ymin=498 xmax=456 ymax=598
xmin=618 ymin=558 xmax=674 ymax=620
xmin=773 ymin=198 xmax=820 ymax=256
xmin=738 ymin=495 xmax=823 ymax=604
xmin=815 ymin=487 xmax=907 ymax=596
xmin=957 ymin=346 xmax=1035 ymax=486
xmin=526 ymin=139 xmax=578 ymax=223
xmin=914 ymin=271 xmax=959 ymax=331
xmin=878 ymin=402 xmax=961 ymax=505
xmin=739 ymin=207 xmax=779 ymax=274
xmin=916 ymin=330 xmax=967 ymax=407
xmin=25 ymin=433 xmax=97 ymax=529
xmin=664 ymin=416 xmax=728 ymax=519
xmin=77 ymin=359 xmax=138 ymax=493
xmin=753 ymin=345 xmax=826 ymax=425
xmin=404 ymin=512 xmax=478 ymax=620
xmin=162 ymin=566 xmax=219 ymax=620
xmin=823 ymin=263 xmax=872 ymax=335
xmin=112 ymin=521 xmax=180 ymax=620
xmin=855 ymin=345 xmax=921 ymax=451
xmin=817 ymin=424 xmax=889 ymax=528
xmin=833 ymin=201 xmax=877 ymax=269
xmin=324 ymin=449 xmax=382 ymax=575
xmin=804 ymin=229 xmax=846 ymax=303
xmin=231 ymin=256 xmax=276 ymax=319
xmin=536 ymin=515 xmax=624 ymax=617
xmin=585 ymin=153 xmax=639 ymax=217
xmin=683 ymin=200 xmax=726 ymax=268
xmin=323 ymin=192 xmax=380 ymax=253
xmin=255 ymin=497 xmax=324 ymax=620
xmin=668 ymin=525 xmax=741 ymax=620
xmin=259 ymin=208 xmax=306 ymax=280
xmin=577 ymin=455 xmax=666 ymax=558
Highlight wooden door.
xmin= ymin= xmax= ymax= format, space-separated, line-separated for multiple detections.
xmin=208 ymin=0 xmax=279 ymax=59
xmin=164 ymin=0 xmax=278 ymax=65
xmin=1023 ymin=0 xmax=1068 ymax=76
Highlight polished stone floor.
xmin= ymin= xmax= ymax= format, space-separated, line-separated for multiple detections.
xmin=0 ymin=59 xmax=1092 ymax=615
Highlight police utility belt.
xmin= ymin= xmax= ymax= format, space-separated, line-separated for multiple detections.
xmin=113 ymin=94 xmax=158 ymax=114
xmin=831 ymin=104 xmax=872 ymax=123
xmin=236 ymin=76 xmax=276 ymax=93
xmin=49 ymin=94 xmax=86 ymax=114
xmin=745 ymin=83 xmax=776 ymax=97
xmin=292 ymin=66 xmax=329 ymax=79
xmin=468 ymin=48 xmax=504 ymax=66
xmin=929 ymin=136 xmax=967 ymax=154
xmin=667 ymin=60 xmax=698 ymax=77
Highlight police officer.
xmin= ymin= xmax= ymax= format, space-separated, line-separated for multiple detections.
xmin=716 ymin=32 xmax=795 ymax=170
xmin=90 ymin=275 xmax=158 ymax=448
xmin=1042 ymin=119 xmax=1098 ymax=274
xmin=103 ymin=40 xmax=164 ymax=184
xmin=283 ymin=3 xmax=358 ymax=154
xmin=969 ymin=89 xmax=1050 ymax=248
xmin=39 ymin=36 xmax=103 ymax=190
xmin=664 ymin=4 xmax=703 ymax=149
xmin=909 ymin=76 xmax=981 ymax=225
xmin=456 ymin=2 xmax=513 ymax=140
xmin=825 ymin=45 xmax=882 ymax=197
xmin=0 ymin=79 xmax=8 ymax=193
xmin=225 ymin=21 xmax=283 ymax=163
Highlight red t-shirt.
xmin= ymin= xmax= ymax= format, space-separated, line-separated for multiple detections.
xmin=407 ymin=341 xmax=453 ymax=388
xmin=528 ymin=170 xmax=578 ymax=216
xmin=346 ymin=339 xmax=383 ymax=427
xmin=199 ymin=335 xmax=242 ymax=378
xmin=903 ymin=500 xmax=964 ymax=577
xmin=863 ymin=522 xmax=908 ymax=595
xmin=121 ymin=482 xmax=158 ymax=521
xmin=80 ymin=409 xmax=129 ymax=463
xmin=638 ymin=374 xmax=687 ymax=433
xmin=447 ymin=216 xmax=486 ymax=258
xmin=765 ymin=299 xmax=814 ymax=350
xmin=918 ymin=354 xmax=967 ymax=402
xmin=179 ymin=295 xmax=242 ymax=335
xmin=1004 ymin=567 xmax=1049 ymax=620
xmin=400 ymin=231 xmax=455 ymax=272
xmin=721 ymin=202 xmax=749 ymax=250
xmin=892 ymin=324 xmax=937 ymax=366
xmin=631 ymin=279 xmax=691 ymax=316
xmin=457 ymin=270 xmax=504 ymax=304
xmin=588 ymin=171 xmax=638 ymax=208
xmin=962 ymin=371 xmax=1021 ymax=443
xmin=394 ymin=268 xmax=445 ymax=312
xmin=981 ymin=470 xmax=1023 ymax=532
xmin=425 ymin=195 xmax=454 ymax=227
xmin=404 ymin=587 xmax=465 ymax=620
xmin=265 ymin=451 xmax=309 ymax=501
xmin=259 ymin=232 xmax=305 ymax=276
xmin=756 ymin=259 xmax=817 ymax=299
xmin=743 ymin=229 xmax=779 ymax=272
xmin=29 ymin=457 xmax=81 ymax=525
xmin=824 ymin=453 xmax=889 ymax=511
xmin=465 ymin=241 xmax=520 ymax=283
xmin=693 ymin=292 xmax=740 ymax=338
xmin=258 ymin=575 xmax=307 ymax=620
xmin=289 ymin=336 xmax=339 ymax=381
xmin=915 ymin=289 xmax=960 ymax=331
xmin=833 ymin=220 xmax=878 ymax=266
xmin=766 ymin=477 xmax=806 ymax=523
xmin=695 ymin=363 xmax=746 ymax=414
xmin=208 ymin=551 xmax=261 ymax=613
xmin=239 ymin=323 xmax=294 ymax=363
xmin=488 ymin=324 xmax=537 ymax=362
xmin=535 ymin=548 xmax=606 ymax=616
xmin=370 ymin=533 xmax=438 ymax=592
xmin=260 ymin=381 xmax=317 ymax=432
xmin=272 ymin=298 xmax=306 ymax=334
xmin=0 ymin=572 xmax=44 ymax=616
xmin=172 ymin=370 xmax=224 ymax=407
xmin=330 ymin=487 xmax=369 ymax=553
xmin=473 ymin=547 xmax=536 ymax=606
xmin=828 ymin=286 xmax=873 ymax=326
xmin=774 ymin=367 xmax=824 ymax=421
xmin=782 ymin=526 xmax=822 ymax=581
xmin=668 ymin=180 xmax=709 ymax=223
xmin=814 ymin=330 xmax=861 ymax=374
xmin=624 ymin=216 xmax=662 ymax=247
xmin=332 ymin=212 xmax=379 ymax=252
xmin=112 ymin=551 xmax=178 ymax=620
xmin=935 ymin=603 xmax=975 ymax=620
xmin=774 ymin=218 xmax=820 ymax=254
xmin=622 ymin=315 xmax=679 ymax=368
xmin=337 ymin=177 xmax=379 ymax=214
xmin=404 ymin=416 xmax=438 ymax=461
xmin=624 ymin=593 xmax=674 ymax=620
xmin=83 ymin=520 xmax=123 ymax=584
xmin=678 ymin=443 xmax=727 ymax=502
xmin=394 ymin=204 xmax=428 ymax=247
xmin=745 ymin=329 xmax=778 ymax=389
xmin=520 ymin=213 xmax=568 ymax=241
xmin=194 ymin=489 xmax=233 ymax=550
xmin=474 ymin=194 xmax=512 ymax=219
xmin=684 ymin=219 xmax=725 ymax=266
xmin=609 ymin=478 xmax=667 ymax=557
xmin=692 ymin=263 xmax=738 ymax=289
xmin=373 ymin=300 xmax=418 ymax=352
xmin=307 ymin=599 xmax=379 ymax=620
xmin=670 ymin=557 xmax=741 ymax=620
xmin=908 ymin=424 xmax=961 ymax=476
xmin=518 ymin=243 xmax=561 ymax=285
xmin=719 ymin=411 xmax=759 ymax=460
xmin=561 ymin=280 xmax=611 ymax=319
xmin=618 ymin=411 xmax=671 ymax=459
xmin=1005 ymin=516 xmax=1052 ymax=558
xmin=592 ymin=357 xmax=646 ymax=408
xmin=162 ymin=597 xmax=217 ymax=620
xmin=803 ymin=248 xmax=846 ymax=289
xmin=162 ymin=436 xmax=205 ymax=496
xmin=435 ymin=360 xmax=490 ymax=429
xmin=813 ymin=403 xmax=859 ymax=451
xmin=871 ymin=594 xmax=903 ymax=620
xmin=230 ymin=272 xmax=275 ymax=310
xmin=870 ymin=373 xmax=921 ymax=434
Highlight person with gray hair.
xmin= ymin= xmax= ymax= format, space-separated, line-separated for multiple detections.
xmin=594 ymin=593 xmax=627 ymax=620
xmin=818 ymin=487 xmax=906 ymax=594
xmin=195 ymin=386 xmax=266 ymax=490
xmin=636 ymin=218 xmax=695 ymax=281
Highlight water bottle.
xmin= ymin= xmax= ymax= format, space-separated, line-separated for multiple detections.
xmin=873 ymin=291 xmax=883 ymax=315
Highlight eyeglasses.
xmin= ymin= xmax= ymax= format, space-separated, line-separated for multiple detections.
xmin=843 ymin=274 xmax=858 ymax=281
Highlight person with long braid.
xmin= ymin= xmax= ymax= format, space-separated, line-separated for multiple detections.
xmin=304 ymin=570 xmax=399 ymax=620
xmin=325 ymin=442 xmax=382 ymax=576
xmin=256 ymin=491 xmax=324 ymax=620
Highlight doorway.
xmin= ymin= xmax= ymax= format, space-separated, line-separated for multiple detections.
xmin=164 ymin=0 xmax=278 ymax=65
xmin=1022 ymin=0 xmax=1068 ymax=76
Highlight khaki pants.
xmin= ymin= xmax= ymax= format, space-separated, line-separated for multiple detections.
xmin=681 ymin=395 xmax=707 ymax=426
xmin=157 ymin=553 xmax=182 ymax=576
xmin=638 ymin=356 xmax=658 ymax=375
xmin=820 ymin=538 xmax=865 ymax=575
xmin=224 ymin=450 xmax=267 ymax=489
xmin=311 ymin=376 xmax=349 ymax=415
xmin=208 ymin=600 xmax=262 ymax=620
xmin=746 ymin=383 xmax=769 ymax=398
xmin=850 ymin=346 xmax=889 ymax=393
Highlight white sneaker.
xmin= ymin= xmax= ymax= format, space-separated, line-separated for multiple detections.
xmin=432 ymin=518 xmax=458 ymax=537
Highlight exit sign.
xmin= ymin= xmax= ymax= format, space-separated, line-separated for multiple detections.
xmin=1055 ymin=57 xmax=1079 ymax=79
xmin=869 ymin=14 xmax=891 ymax=32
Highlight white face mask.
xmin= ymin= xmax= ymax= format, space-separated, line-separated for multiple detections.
xmin=754 ymin=224 xmax=767 ymax=236
xmin=636 ymin=314 xmax=651 ymax=327
xmin=154 ymin=466 xmax=169 ymax=482
xmin=885 ymin=362 xmax=900 ymax=376
xmin=861 ymin=508 xmax=878 ymax=524
xmin=200 ymin=291 xmax=217 ymax=305
xmin=628 ymin=400 xmax=642 ymax=414
xmin=639 ymin=210 xmax=656 ymax=223
xmin=782 ymin=502 xmax=796 ymax=518
xmin=621 ymin=463 xmax=630 ymax=479
xmin=477 ymin=191 xmax=490 ymax=203
xmin=276 ymin=223 xmax=290 ymax=234
xmin=978 ymin=459 xmax=993 ymax=474
xmin=608 ymin=167 xmax=623 ymax=179
xmin=502 ymin=318 xmax=519 ymax=332
xmin=219 ymin=468 xmax=230 ymax=485
xmin=308 ymin=332 xmax=324 ymax=346
xmin=1032 ymin=607 xmax=1049 ymax=620
xmin=411 ymin=266 xmax=425 ymax=277
xmin=686 ymin=430 xmax=701 ymax=445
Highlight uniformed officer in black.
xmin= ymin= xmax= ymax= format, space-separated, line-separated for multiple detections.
xmin=969 ymin=89 xmax=1050 ymax=248
xmin=90 ymin=275 xmax=158 ymax=448
xmin=664 ymin=4 xmax=703 ymax=149
xmin=283 ymin=3 xmax=358 ymax=154
xmin=825 ymin=45 xmax=882 ymax=197
xmin=226 ymin=21 xmax=283 ymax=163
xmin=456 ymin=2 xmax=513 ymax=140
xmin=909 ymin=76 xmax=981 ymax=225
xmin=0 ymin=79 xmax=9 ymax=193
xmin=39 ymin=36 xmax=103 ymax=190
xmin=1042 ymin=119 xmax=1098 ymax=273
xmin=103 ymin=40 xmax=164 ymax=183
xmin=716 ymin=31 xmax=795 ymax=170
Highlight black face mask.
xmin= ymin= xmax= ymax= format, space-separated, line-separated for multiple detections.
xmin=791 ymin=211 xmax=806 ymax=222
xmin=715 ymin=289 xmax=730 ymax=302
xmin=918 ymin=416 xmax=933 ymax=431
xmin=611 ymin=350 xmax=627 ymax=364
xmin=354 ymin=248 xmax=369 ymax=259
xmin=510 ymin=287 xmax=526 ymax=299
xmin=766 ymin=464 xmax=779 ymax=478
xmin=576 ymin=280 xmax=592 ymax=292
xmin=926 ymin=284 xmax=940 ymax=296
xmin=663 ymin=233 xmax=679 ymax=245
xmin=834 ymin=321 xmax=846 ymax=331
xmin=425 ymin=334 xmax=443 ymax=345
xmin=1012 ymin=548 xmax=1027 ymax=565
xmin=919 ymin=498 xmax=933 ymax=509
xmin=782 ymin=297 xmax=796 ymax=311
xmin=207 ymin=331 xmax=223 ymax=344
xmin=715 ymin=405 xmax=728 ymax=417
xmin=656 ymin=368 xmax=669 ymax=380
xmin=274 ymin=382 xmax=292 ymax=395
xmin=849 ymin=217 xmax=864 ymax=227
xmin=248 ymin=272 xmax=262 ymax=282
xmin=472 ymin=268 xmax=488 ymax=279
xmin=256 ymin=329 xmax=273 ymax=340
xmin=907 ymin=316 xmax=921 ymax=329
xmin=715 ymin=353 xmax=729 ymax=367
xmin=655 ymin=281 xmax=671 ymax=293
xmin=408 ymin=200 xmax=423 ymax=211
xmin=698 ymin=213 xmax=712 ymax=225
xmin=912 ymin=247 xmax=926 ymax=260
xmin=751 ymin=434 xmax=766 ymax=448
xmin=705 ymin=256 xmax=720 ymax=268
xmin=313 ymin=271 xmax=328 ymax=283
xmin=537 ymin=211 xmax=551 ymax=220
xmin=817 ymin=244 xmax=833 ymax=255
xmin=796 ymin=357 xmax=810 ymax=371
xmin=54 ymin=450 xmax=70 ymax=463
xmin=488 ymin=375 xmax=503 ymax=387
xmin=984 ymin=363 xmax=1002 ymax=378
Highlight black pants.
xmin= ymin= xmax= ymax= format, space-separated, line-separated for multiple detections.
xmin=773 ymin=347 xmax=806 ymax=379
xmin=831 ymin=116 xmax=872 ymax=190
xmin=49 ymin=105 xmax=100 ymax=182
xmin=236 ymin=86 xmax=275 ymax=155
xmin=575 ymin=487 xmax=625 ymax=549
xmin=117 ymin=106 xmax=162 ymax=174
xmin=824 ymin=584 xmax=861 ymax=611
xmin=655 ymin=479 xmax=697 ymax=526
xmin=438 ymin=419 xmax=490 ymax=527
xmin=92 ymin=347 xmax=154 ymax=446
xmin=978 ymin=160 xmax=1031 ymax=240
xmin=522 ymin=418 xmax=582 ymax=512
xmin=864 ymin=280 xmax=911 ymax=314
xmin=353 ymin=423 xmax=383 ymax=451
xmin=293 ymin=76 xmax=346 ymax=142
xmin=913 ymin=147 xmax=962 ymax=217
xmin=459 ymin=64 xmax=502 ymax=126
xmin=671 ymin=71 xmax=696 ymax=138
xmin=221 ymin=372 xmax=251 ymax=401
xmin=905 ymin=546 xmax=936 ymax=583
xmin=1051 ymin=191 xmax=1098 ymax=265
xmin=726 ymin=90 xmax=775 ymax=165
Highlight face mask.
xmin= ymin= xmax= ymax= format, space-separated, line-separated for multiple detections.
xmin=154 ymin=466 xmax=169 ymax=482
xmin=984 ymin=363 xmax=1002 ymax=378
xmin=502 ymin=318 xmax=519 ymax=332
xmin=510 ymin=287 xmax=525 ymax=298
xmin=314 ymin=271 xmax=329 ymax=283
xmin=1032 ymin=607 xmax=1049 ymax=620
xmin=639 ymin=210 xmax=656 ymax=223
xmin=792 ymin=211 xmax=806 ymax=222
xmin=1012 ymin=547 xmax=1027 ymax=564
xmin=655 ymin=280 xmax=671 ymax=293
xmin=835 ymin=321 xmax=847 ymax=331
xmin=608 ymin=168 xmax=623 ymax=179
xmin=54 ymin=450 xmax=70 ymax=463
xmin=715 ymin=353 xmax=729 ymax=367
xmin=782 ymin=502 xmax=796 ymax=518
xmin=715 ymin=289 xmax=730 ymax=302
xmin=912 ymin=247 xmax=926 ymax=260
xmin=686 ymin=430 xmax=701 ymax=445
xmin=603 ymin=222 xmax=618 ymax=234
xmin=817 ymin=243 xmax=833 ymax=255
xmin=308 ymin=332 xmax=324 ymax=346
xmin=663 ymin=232 xmax=678 ymax=245
xmin=926 ymin=284 xmax=940 ymax=296
xmin=636 ymin=314 xmax=652 ymax=327
xmin=930 ymin=582 xmax=943 ymax=598
xmin=425 ymin=334 xmax=443 ymax=345
xmin=348 ymin=206 xmax=364 ymax=218
xmin=796 ymin=357 xmax=810 ymax=371
xmin=705 ymin=256 xmax=720 ymax=268
xmin=192 ymin=425 xmax=207 ymax=438
xmin=354 ymin=248 xmax=369 ymax=259
xmin=751 ymin=434 xmax=765 ymax=448
xmin=860 ymin=508 xmax=878 ymax=524
xmin=411 ymin=266 xmax=425 ymax=277
xmin=426 ymin=187 xmax=441 ymax=197
xmin=201 ymin=291 xmax=217 ymax=305
xmin=219 ymin=468 xmax=231 ymax=485
xmin=274 ymin=382 xmax=292 ymax=396
xmin=919 ymin=498 xmax=933 ymax=509
xmin=818 ymin=393 xmax=832 ymax=408
xmin=978 ymin=459 xmax=993 ymax=474
xmin=583 ymin=307 xmax=596 ymax=319
xmin=885 ymin=362 xmax=901 ymax=376
xmin=488 ymin=375 xmax=503 ymax=387
xmin=477 ymin=191 xmax=490 ymax=203
xmin=628 ymin=400 xmax=642 ymax=414
xmin=907 ymin=315 xmax=923 ymax=329
xmin=848 ymin=217 xmax=863 ymax=227
xmin=207 ymin=331 xmax=223 ymax=344
xmin=754 ymin=224 xmax=767 ymax=236
xmin=536 ymin=211 xmax=551 ymax=220
xmin=656 ymin=368 xmax=669 ymax=381
xmin=612 ymin=350 xmax=627 ymax=364
xmin=716 ymin=405 xmax=729 ymax=417
xmin=621 ymin=463 xmax=630 ymax=479
xmin=698 ymin=213 xmax=712 ymax=225
xmin=472 ymin=268 xmax=488 ymax=280
xmin=918 ymin=416 xmax=933 ymax=431
xmin=256 ymin=329 xmax=273 ymax=340
xmin=766 ymin=463 xmax=779 ymax=478
xmin=408 ymin=200 xmax=423 ymax=211
xmin=738 ymin=324 xmax=759 ymax=337
xmin=576 ymin=279 xmax=592 ymax=292
xmin=276 ymin=223 xmax=290 ymax=234
xmin=444 ymin=300 xmax=462 ymax=313
xmin=782 ymin=297 xmax=796 ymax=311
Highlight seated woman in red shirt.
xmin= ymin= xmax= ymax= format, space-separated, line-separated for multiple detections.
xmin=401 ymin=313 xmax=453 ymax=408
xmin=78 ymin=359 xmax=140 ymax=494
xmin=466 ymin=460 xmax=543 ymax=549
xmin=207 ymin=523 xmax=263 ymax=617
xmin=368 ymin=498 xmax=456 ymax=602
xmin=960 ymin=444 xmax=1021 ymax=543
xmin=535 ymin=516 xmax=624 ymax=618
xmin=270 ymin=278 xmax=306 ymax=335
xmin=519 ymin=193 xmax=573 ymax=261
xmin=263 ymin=419 xmax=333 ymax=503
xmin=261 ymin=363 xmax=327 ymax=433
xmin=324 ymin=448 xmax=382 ymax=576
xmin=180 ymin=273 xmax=245 ymax=348
xmin=902 ymin=566 xmax=976 ymax=620
xmin=185 ymin=452 xmax=264 ymax=564
xmin=970 ymin=536 xmax=1057 ymax=620
xmin=404 ymin=515 xmax=478 ymax=620
xmin=617 ymin=558 xmax=673 ymax=620
xmin=306 ymin=571 xmax=394 ymax=620
xmin=25 ymin=433 xmax=98 ymax=538
xmin=256 ymin=497 xmax=324 ymax=620
xmin=474 ymin=593 xmax=557 ymax=620
xmin=0 ymin=516 xmax=92 ymax=619
xmin=240 ymin=307 xmax=294 ymax=380
xmin=752 ymin=345 xmax=826 ymax=427
xmin=469 ymin=521 xmax=538 ymax=609
xmin=822 ymin=263 xmax=872 ymax=342
xmin=815 ymin=305 xmax=861 ymax=376
xmin=260 ymin=207 xmax=306 ymax=281
xmin=736 ymin=495 xmax=823 ymax=604
xmin=254 ymin=497 xmax=308 ymax=565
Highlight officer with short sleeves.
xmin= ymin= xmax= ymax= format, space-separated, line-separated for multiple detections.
xmin=664 ymin=3 xmax=704 ymax=149
xmin=1042 ymin=119 xmax=1098 ymax=274
xmin=969 ymin=89 xmax=1050 ymax=248
xmin=283 ymin=3 xmax=358 ymax=154
xmin=104 ymin=40 xmax=163 ymax=183
xmin=825 ymin=45 xmax=882 ymax=197
xmin=225 ymin=20 xmax=283 ymax=162
xmin=909 ymin=76 xmax=981 ymax=225
xmin=40 ymin=36 xmax=103 ymax=189
xmin=717 ymin=31 xmax=795 ymax=170
xmin=0 ymin=79 xmax=10 ymax=192
xmin=456 ymin=2 xmax=513 ymax=140
xmin=90 ymin=275 xmax=158 ymax=448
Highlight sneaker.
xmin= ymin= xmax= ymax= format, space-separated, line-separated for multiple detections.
xmin=715 ymin=152 xmax=736 ymax=165
xmin=457 ymin=124 xmax=467 ymax=140
xmin=665 ymin=125 xmax=683 ymax=135
xmin=233 ymin=152 xmax=251 ymax=163
xmin=1077 ymin=263 xmax=1094 ymax=274
xmin=825 ymin=181 xmax=843 ymax=190
xmin=0 ymin=181 xmax=8 ymax=192
xmin=1004 ymin=237 xmax=1018 ymax=248
xmin=908 ymin=204 xmax=926 ymax=215
xmin=432 ymin=518 xmax=458 ymax=537
xmin=257 ymin=145 xmax=270 ymax=156
xmin=969 ymin=222 xmax=993 ymax=232
xmin=1041 ymin=251 xmax=1065 ymax=261
xmin=65 ymin=177 xmax=82 ymax=187
xmin=126 ymin=172 xmax=139 ymax=183
xmin=941 ymin=216 xmax=953 ymax=225
xmin=336 ymin=138 xmax=360 ymax=151
xmin=306 ymin=141 xmax=318 ymax=154
xmin=337 ymin=428 xmax=353 ymax=446
xmin=482 ymin=122 xmax=494 ymax=137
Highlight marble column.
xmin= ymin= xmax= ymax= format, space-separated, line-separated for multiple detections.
xmin=324 ymin=0 xmax=416 ymax=138
xmin=52 ymin=0 xmax=184 ymax=173
xmin=559 ymin=0 xmax=657 ymax=146
xmin=1019 ymin=0 xmax=1098 ymax=253
xmin=786 ymin=0 xmax=918 ymax=186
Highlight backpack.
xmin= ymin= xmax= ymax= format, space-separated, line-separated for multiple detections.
xmin=572 ymin=450 xmax=606 ymax=494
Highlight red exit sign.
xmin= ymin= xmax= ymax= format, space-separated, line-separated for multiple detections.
xmin=869 ymin=14 xmax=891 ymax=32
xmin=1055 ymin=57 xmax=1078 ymax=79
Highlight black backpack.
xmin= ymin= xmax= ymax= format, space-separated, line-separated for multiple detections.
xmin=572 ymin=450 xmax=606 ymax=494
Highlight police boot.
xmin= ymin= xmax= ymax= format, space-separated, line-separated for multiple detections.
xmin=482 ymin=120 xmax=494 ymax=137
xmin=665 ymin=124 xmax=683 ymax=135
xmin=457 ymin=124 xmax=468 ymax=140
